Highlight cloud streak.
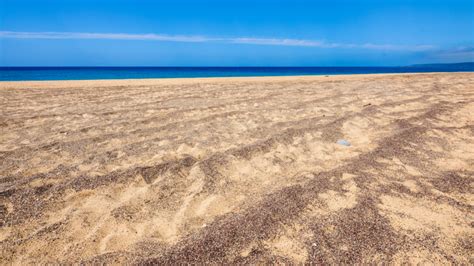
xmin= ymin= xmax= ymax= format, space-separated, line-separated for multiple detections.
xmin=423 ymin=46 xmax=474 ymax=61
xmin=0 ymin=31 xmax=435 ymax=51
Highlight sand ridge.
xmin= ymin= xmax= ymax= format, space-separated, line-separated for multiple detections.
xmin=0 ymin=73 xmax=473 ymax=263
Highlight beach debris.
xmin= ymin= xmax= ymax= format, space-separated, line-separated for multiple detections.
xmin=363 ymin=103 xmax=372 ymax=107
xmin=337 ymin=139 xmax=351 ymax=146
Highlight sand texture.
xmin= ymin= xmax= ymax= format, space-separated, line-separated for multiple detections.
xmin=0 ymin=73 xmax=473 ymax=264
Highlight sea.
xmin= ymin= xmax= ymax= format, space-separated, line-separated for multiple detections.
xmin=1 ymin=65 xmax=473 ymax=81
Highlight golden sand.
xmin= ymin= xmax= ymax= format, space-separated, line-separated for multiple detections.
xmin=0 ymin=73 xmax=473 ymax=263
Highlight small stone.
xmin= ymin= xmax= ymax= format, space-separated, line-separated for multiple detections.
xmin=337 ymin=139 xmax=351 ymax=146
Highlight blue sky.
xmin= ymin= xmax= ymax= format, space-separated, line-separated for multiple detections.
xmin=0 ymin=0 xmax=473 ymax=66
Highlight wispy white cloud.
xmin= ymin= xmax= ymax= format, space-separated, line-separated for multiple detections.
xmin=359 ymin=43 xmax=436 ymax=52
xmin=423 ymin=46 xmax=474 ymax=62
xmin=230 ymin=38 xmax=435 ymax=51
xmin=230 ymin=37 xmax=325 ymax=47
xmin=0 ymin=31 xmax=435 ymax=51
xmin=0 ymin=31 xmax=213 ymax=42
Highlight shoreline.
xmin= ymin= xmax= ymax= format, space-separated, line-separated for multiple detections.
xmin=0 ymin=71 xmax=472 ymax=88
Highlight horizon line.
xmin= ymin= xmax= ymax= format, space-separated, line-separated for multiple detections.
xmin=1 ymin=62 xmax=473 ymax=68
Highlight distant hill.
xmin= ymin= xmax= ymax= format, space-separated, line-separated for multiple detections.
xmin=408 ymin=62 xmax=474 ymax=70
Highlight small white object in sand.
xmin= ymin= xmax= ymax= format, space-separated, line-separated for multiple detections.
xmin=337 ymin=139 xmax=351 ymax=146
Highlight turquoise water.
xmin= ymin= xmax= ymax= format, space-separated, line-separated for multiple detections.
xmin=1 ymin=65 xmax=473 ymax=81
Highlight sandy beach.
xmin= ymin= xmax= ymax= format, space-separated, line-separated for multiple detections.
xmin=0 ymin=73 xmax=473 ymax=263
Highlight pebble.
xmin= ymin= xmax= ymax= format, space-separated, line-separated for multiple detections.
xmin=337 ymin=139 xmax=351 ymax=146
